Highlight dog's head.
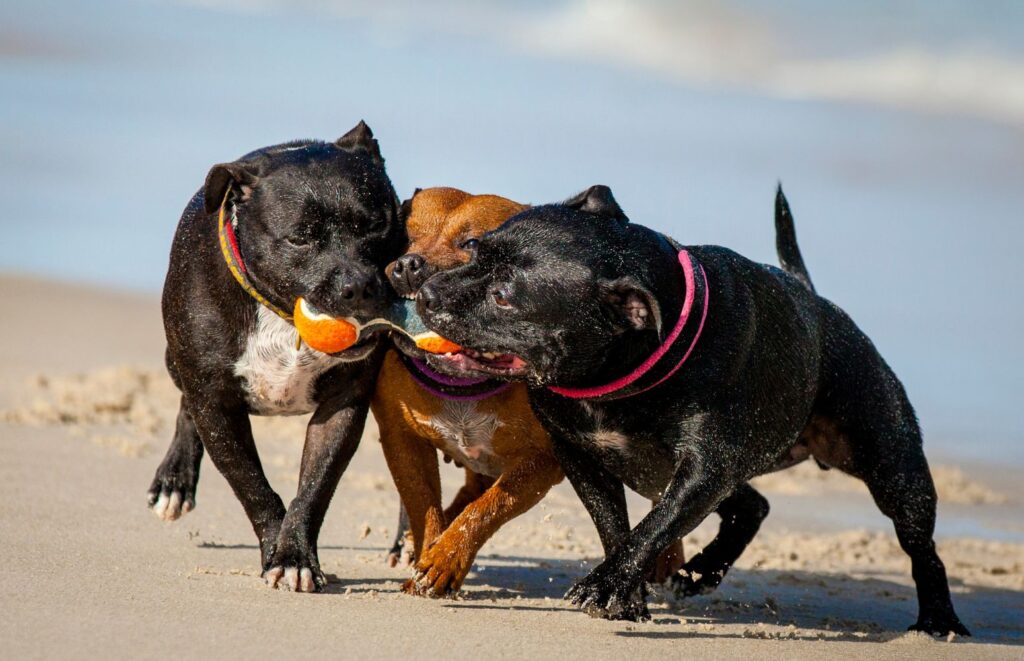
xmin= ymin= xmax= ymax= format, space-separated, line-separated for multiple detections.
xmin=416 ymin=185 xmax=677 ymax=387
xmin=386 ymin=187 xmax=527 ymax=358
xmin=204 ymin=121 xmax=405 ymax=357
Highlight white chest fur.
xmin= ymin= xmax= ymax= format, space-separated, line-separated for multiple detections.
xmin=416 ymin=400 xmax=504 ymax=477
xmin=234 ymin=306 xmax=346 ymax=415
xmin=581 ymin=402 xmax=630 ymax=452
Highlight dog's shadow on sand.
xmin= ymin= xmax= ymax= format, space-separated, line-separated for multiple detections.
xmin=452 ymin=556 xmax=1024 ymax=645
xmin=197 ymin=542 xmax=1023 ymax=644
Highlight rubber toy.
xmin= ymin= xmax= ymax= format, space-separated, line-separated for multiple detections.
xmin=293 ymin=297 xmax=460 ymax=354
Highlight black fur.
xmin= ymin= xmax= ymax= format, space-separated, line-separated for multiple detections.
xmin=149 ymin=121 xmax=405 ymax=590
xmin=416 ymin=185 xmax=968 ymax=635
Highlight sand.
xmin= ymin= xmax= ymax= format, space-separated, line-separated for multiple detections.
xmin=0 ymin=274 xmax=1021 ymax=660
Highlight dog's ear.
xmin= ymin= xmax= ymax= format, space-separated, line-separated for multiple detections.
xmin=600 ymin=277 xmax=661 ymax=334
xmin=203 ymin=162 xmax=259 ymax=215
xmin=398 ymin=188 xmax=422 ymax=222
xmin=564 ymin=185 xmax=628 ymax=223
xmin=336 ymin=119 xmax=383 ymax=164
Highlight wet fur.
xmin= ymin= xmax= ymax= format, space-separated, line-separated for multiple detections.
xmin=150 ymin=123 xmax=405 ymax=591
xmin=418 ymin=185 xmax=968 ymax=634
xmin=372 ymin=188 xmax=563 ymax=596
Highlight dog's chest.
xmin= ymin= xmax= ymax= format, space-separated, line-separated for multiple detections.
xmin=579 ymin=402 xmax=631 ymax=452
xmin=234 ymin=307 xmax=345 ymax=415
xmin=413 ymin=400 xmax=504 ymax=477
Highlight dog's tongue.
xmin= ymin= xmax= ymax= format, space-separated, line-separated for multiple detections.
xmin=386 ymin=299 xmax=462 ymax=354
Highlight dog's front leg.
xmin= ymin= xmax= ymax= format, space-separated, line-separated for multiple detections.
xmin=550 ymin=432 xmax=649 ymax=621
xmin=264 ymin=394 xmax=370 ymax=593
xmin=186 ymin=397 xmax=286 ymax=567
xmin=568 ymin=445 xmax=732 ymax=620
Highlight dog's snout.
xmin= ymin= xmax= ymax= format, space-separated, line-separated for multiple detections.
xmin=388 ymin=253 xmax=435 ymax=297
xmin=340 ymin=272 xmax=378 ymax=302
xmin=394 ymin=253 xmax=425 ymax=276
xmin=418 ymin=283 xmax=441 ymax=312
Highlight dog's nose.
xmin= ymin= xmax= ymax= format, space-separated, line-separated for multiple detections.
xmin=393 ymin=253 xmax=425 ymax=277
xmin=340 ymin=273 xmax=378 ymax=301
xmin=418 ymin=283 xmax=441 ymax=312
xmin=388 ymin=253 xmax=434 ymax=297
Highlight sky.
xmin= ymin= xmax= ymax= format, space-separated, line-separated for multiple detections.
xmin=1 ymin=0 xmax=1022 ymax=461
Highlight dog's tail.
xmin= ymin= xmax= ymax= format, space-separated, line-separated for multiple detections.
xmin=775 ymin=183 xmax=815 ymax=293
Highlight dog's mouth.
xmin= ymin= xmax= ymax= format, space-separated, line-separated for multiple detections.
xmin=330 ymin=335 xmax=378 ymax=360
xmin=429 ymin=347 xmax=529 ymax=377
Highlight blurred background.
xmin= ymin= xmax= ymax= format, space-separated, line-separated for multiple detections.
xmin=1 ymin=0 xmax=1022 ymax=463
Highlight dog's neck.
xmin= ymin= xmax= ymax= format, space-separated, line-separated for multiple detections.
xmin=403 ymin=354 xmax=511 ymax=401
xmin=217 ymin=195 xmax=293 ymax=321
xmin=548 ymin=248 xmax=708 ymax=402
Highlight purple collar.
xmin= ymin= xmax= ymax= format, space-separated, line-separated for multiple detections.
xmin=406 ymin=356 xmax=511 ymax=402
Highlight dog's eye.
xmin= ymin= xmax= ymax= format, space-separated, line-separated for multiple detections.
xmin=491 ymin=287 xmax=512 ymax=309
xmin=365 ymin=214 xmax=387 ymax=232
xmin=285 ymin=234 xmax=310 ymax=248
xmin=460 ymin=238 xmax=479 ymax=251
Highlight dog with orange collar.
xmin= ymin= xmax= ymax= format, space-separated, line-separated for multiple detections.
xmin=150 ymin=122 xmax=405 ymax=592
xmin=416 ymin=185 xmax=969 ymax=636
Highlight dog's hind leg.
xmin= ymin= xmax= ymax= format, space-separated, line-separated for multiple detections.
xmin=815 ymin=310 xmax=969 ymax=636
xmin=670 ymin=482 xmax=769 ymax=596
xmin=850 ymin=432 xmax=970 ymax=636
xmin=386 ymin=503 xmax=412 ymax=567
xmin=148 ymin=397 xmax=204 ymax=521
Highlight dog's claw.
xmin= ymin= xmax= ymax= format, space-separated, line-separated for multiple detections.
xmin=265 ymin=564 xmax=322 ymax=592
xmin=150 ymin=490 xmax=194 ymax=522
xmin=263 ymin=530 xmax=324 ymax=593
xmin=909 ymin=614 xmax=971 ymax=637
xmin=566 ymin=570 xmax=649 ymax=622
xmin=284 ymin=567 xmax=299 ymax=591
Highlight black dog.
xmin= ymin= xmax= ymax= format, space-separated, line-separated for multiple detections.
xmin=150 ymin=121 xmax=405 ymax=592
xmin=416 ymin=185 xmax=968 ymax=635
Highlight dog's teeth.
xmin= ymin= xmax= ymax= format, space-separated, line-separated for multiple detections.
xmin=483 ymin=352 xmax=497 ymax=359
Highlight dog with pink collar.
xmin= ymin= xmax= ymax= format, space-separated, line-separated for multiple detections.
xmin=415 ymin=184 xmax=969 ymax=637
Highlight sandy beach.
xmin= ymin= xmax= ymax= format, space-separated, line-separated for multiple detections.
xmin=0 ymin=274 xmax=1021 ymax=660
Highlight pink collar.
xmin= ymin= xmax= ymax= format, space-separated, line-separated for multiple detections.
xmin=547 ymin=249 xmax=709 ymax=401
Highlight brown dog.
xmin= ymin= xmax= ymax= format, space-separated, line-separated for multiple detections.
xmin=372 ymin=188 xmax=684 ymax=597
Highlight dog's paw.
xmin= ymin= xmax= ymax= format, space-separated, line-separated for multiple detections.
xmin=670 ymin=566 xmax=724 ymax=598
xmin=147 ymin=467 xmax=198 ymax=521
xmin=406 ymin=536 xmax=473 ymax=598
xmin=566 ymin=570 xmax=650 ymax=622
xmin=386 ymin=530 xmax=415 ymax=568
xmin=909 ymin=612 xmax=971 ymax=637
xmin=648 ymin=539 xmax=685 ymax=584
xmin=263 ymin=530 xmax=325 ymax=593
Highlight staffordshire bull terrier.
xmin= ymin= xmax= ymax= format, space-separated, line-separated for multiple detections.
xmin=150 ymin=121 xmax=405 ymax=592
xmin=373 ymin=187 xmax=564 ymax=597
xmin=414 ymin=185 xmax=968 ymax=635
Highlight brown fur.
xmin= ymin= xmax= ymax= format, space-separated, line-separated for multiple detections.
xmin=373 ymin=188 xmax=683 ymax=596
xmin=373 ymin=188 xmax=561 ymax=596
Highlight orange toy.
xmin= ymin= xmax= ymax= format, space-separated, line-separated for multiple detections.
xmin=293 ymin=297 xmax=358 ymax=353
xmin=412 ymin=333 xmax=461 ymax=354
xmin=293 ymin=297 xmax=460 ymax=355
